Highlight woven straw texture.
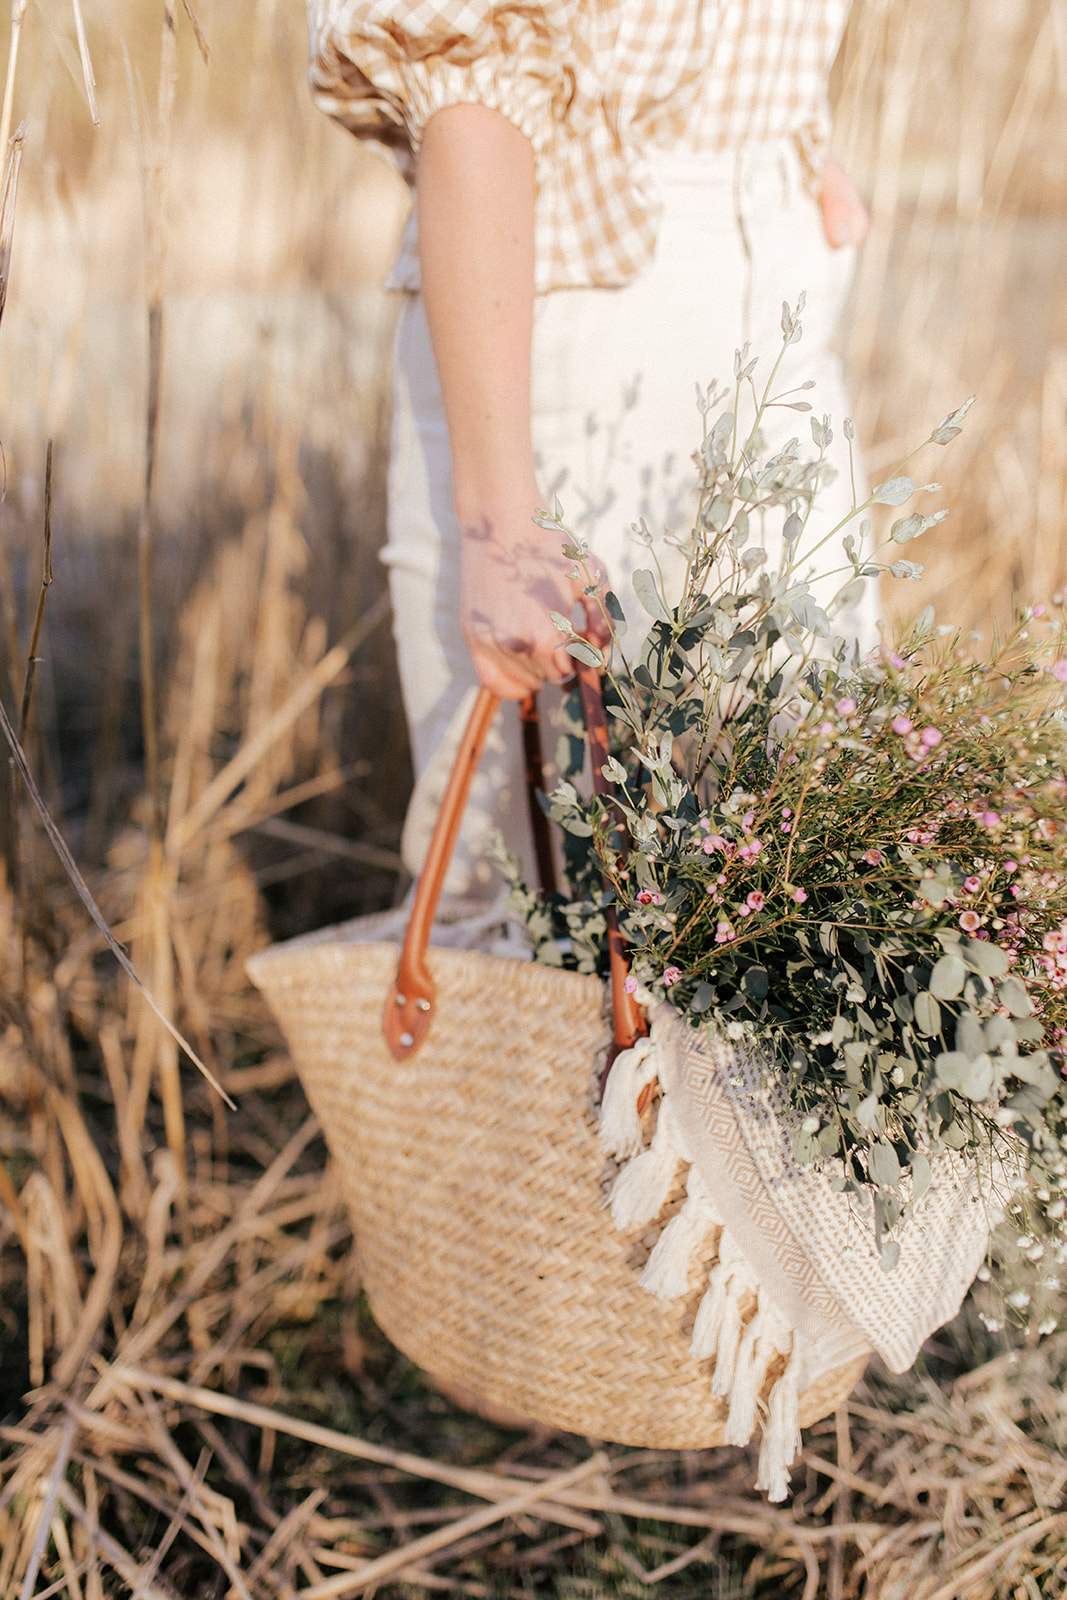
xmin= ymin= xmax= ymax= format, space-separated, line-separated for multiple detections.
xmin=249 ymin=926 xmax=865 ymax=1447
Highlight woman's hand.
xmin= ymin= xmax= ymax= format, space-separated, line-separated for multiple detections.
xmin=819 ymin=153 xmax=869 ymax=249
xmin=460 ymin=498 xmax=609 ymax=699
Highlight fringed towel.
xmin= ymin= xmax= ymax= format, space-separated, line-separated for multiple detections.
xmin=601 ymin=1005 xmax=991 ymax=1500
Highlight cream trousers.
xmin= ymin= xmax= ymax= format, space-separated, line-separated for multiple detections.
xmin=384 ymin=139 xmax=879 ymax=896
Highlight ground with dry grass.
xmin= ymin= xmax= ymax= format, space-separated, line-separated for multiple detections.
xmin=1 ymin=0 xmax=1066 ymax=1595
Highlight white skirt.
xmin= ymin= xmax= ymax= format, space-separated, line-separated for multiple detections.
xmin=384 ymin=138 xmax=878 ymax=896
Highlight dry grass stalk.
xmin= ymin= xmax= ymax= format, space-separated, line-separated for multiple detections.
xmin=0 ymin=0 xmax=28 ymax=158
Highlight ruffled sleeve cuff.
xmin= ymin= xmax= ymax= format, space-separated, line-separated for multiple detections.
xmin=308 ymin=0 xmax=575 ymax=177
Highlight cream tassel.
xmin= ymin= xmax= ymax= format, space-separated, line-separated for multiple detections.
xmin=599 ymin=1035 xmax=659 ymax=1160
xmin=724 ymin=1301 xmax=793 ymax=1446
xmin=710 ymin=1285 xmax=745 ymax=1398
xmin=756 ymin=1352 xmax=802 ymax=1503
xmin=639 ymin=1168 xmax=720 ymax=1300
xmin=690 ymin=1262 xmax=727 ymax=1362
xmin=690 ymin=1232 xmax=757 ymax=1394
xmin=609 ymin=1096 xmax=682 ymax=1231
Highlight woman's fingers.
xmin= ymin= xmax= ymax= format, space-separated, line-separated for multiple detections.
xmin=819 ymin=153 xmax=869 ymax=250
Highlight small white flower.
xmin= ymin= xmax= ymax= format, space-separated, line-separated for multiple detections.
xmin=801 ymin=1115 xmax=820 ymax=1134
xmin=1006 ymin=1289 xmax=1031 ymax=1310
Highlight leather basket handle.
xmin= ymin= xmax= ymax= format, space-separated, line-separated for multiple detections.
xmin=384 ymin=677 xmax=648 ymax=1060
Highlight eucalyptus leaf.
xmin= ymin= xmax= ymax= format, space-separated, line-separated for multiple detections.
xmin=929 ymin=954 xmax=967 ymax=1000
xmin=690 ymin=982 xmax=716 ymax=1013
xmin=632 ymin=569 xmax=672 ymax=624
xmin=955 ymin=1011 xmax=985 ymax=1061
xmin=742 ymin=967 xmax=769 ymax=1000
xmin=565 ymin=638 xmax=604 ymax=668
xmin=872 ymin=475 xmax=915 ymax=506
xmin=998 ymin=975 xmax=1034 ymax=1017
xmin=983 ymin=1015 xmax=1016 ymax=1052
xmin=890 ymin=513 xmax=925 ymax=544
xmin=856 ymin=1093 xmax=881 ymax=1131
xmin=909 ymin=1151 xmax=932 ymax=1199
xmin=1010 ymin=1053 xmax=1059 ymax=1100
xmin=869 ymin=1141 xmax=901 ymax=1187
xmin=935 ymin=1051 xmax=969 ymax=1091
xmin=880 ymin=1240 xmax=901 ymax=1273
xmin=959 ymin=1054 xmax=995 ymax=1101
xmin=961 ymin=939 xmax=1011 ymax=979
xmin=604 ymin=589 xmax=627 ymax=630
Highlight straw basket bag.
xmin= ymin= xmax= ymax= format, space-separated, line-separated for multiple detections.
xmin=249 ymin=680 xmax=988 ymax=1498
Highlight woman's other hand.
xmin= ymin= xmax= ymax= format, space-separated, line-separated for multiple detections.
xmin=819 ymin=153 xmax=869 ymax=249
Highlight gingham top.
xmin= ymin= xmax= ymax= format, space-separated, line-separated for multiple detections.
xmin=308 ymin=0 xmax=850 ymax=290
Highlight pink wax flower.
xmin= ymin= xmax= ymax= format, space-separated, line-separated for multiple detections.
xmin=1033 ymin=605 xmax=1046 ymax=617
xmin=624 ymin=975 xmax=638 ymax=994
xmin=791 ymin=887 xmax=808 ymax=903
xmin=637 ymin=889 xmax=662 ymax=905
xmin=745 ymin=890 xmax=766 ymax=912
xmin=817 ymin=721 xmax=834 ymax=737
xmin=663 ymin=966 xmax=682 ymax=987
xmin=836 ymin=698 xmax=857 ymax=716
xmin=701 ymin=836 xmax=716 ymax=854
xmin=981 ymin=811 xmax=1000 ymax=828
xmin=959 ymin=910 xmax=982 ymax=932
xmin=742 ymin=811 xmax=755 ymax=830
xmin=920 ymin=726 xmax=943 ymax=748
xmin=892 ymin=715 xmax=913 ymax=735
xmin=889 ymin=651 xmax=907 ymax=669
xmin=1052 ymin=660 xmax=1067 ymax=683
xmin=781 ymin=821 xmax=792 ymax=833
xmin=782 ymin=807 xmax=793 ymax=819
xmin=963 ymin=876 xmax=982 ymax=893
xmin=1004 ymin=860 xmax=1017 ymax=873
xmin=862 ymin=849 xmax=883 ymax=866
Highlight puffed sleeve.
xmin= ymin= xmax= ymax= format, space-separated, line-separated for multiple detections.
xmin=308 ymin=0 xmax=581 ymax=180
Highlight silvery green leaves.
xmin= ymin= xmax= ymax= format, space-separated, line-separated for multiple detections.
xmin=500 ymin=313 xmax=1067 ymax=1301
xmin=891 ymin=510 xmax=947 ymax=544
xmin=931 ymin=396 xmax=976 ymax=445
xmin=550 ymin=608 xmax=605 ymax=668
xmin=780 ymin=291 xmax=806 ymax=345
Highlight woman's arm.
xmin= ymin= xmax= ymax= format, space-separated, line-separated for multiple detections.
xmin=417 ymin=103 xmax=607 ymax=701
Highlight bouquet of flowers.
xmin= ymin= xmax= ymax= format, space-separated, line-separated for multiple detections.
xmin=502 ymin=300 xmax=1067 ymax=1331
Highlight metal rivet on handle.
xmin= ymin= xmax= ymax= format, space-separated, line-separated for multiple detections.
xmin=399 ymin=1031 xmax=414 ymax=1048
xmin=395 ymin=993 xmax=406 ymax=1006
xmin=416 ymin=998 xmax=431 ymax=1012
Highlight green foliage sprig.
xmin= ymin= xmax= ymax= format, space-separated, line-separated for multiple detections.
xmin=502 ymin=301 xmax=1067 ymax=1314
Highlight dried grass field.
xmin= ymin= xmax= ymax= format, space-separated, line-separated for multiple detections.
xmin=0 ymin=0 xmax=1066 ymax=1595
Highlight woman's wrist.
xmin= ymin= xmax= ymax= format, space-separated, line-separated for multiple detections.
xmin=452 ymin=474 xmax=542 ymax=537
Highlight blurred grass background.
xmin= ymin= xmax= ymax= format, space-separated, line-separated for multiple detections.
xmin=0 ymin=0 xmax=1066 ymax=1595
